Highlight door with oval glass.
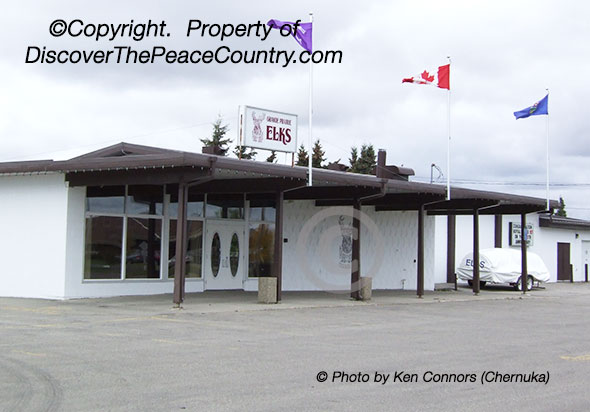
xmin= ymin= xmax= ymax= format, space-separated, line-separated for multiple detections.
xmin=204 ymin=220 xmax=245 ymax=289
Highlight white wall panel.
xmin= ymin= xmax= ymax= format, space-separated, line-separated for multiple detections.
xmin=0 ymin=174 xmax=68 ymax=298
xmin=281 ymin=200 xmax=435 ymax=292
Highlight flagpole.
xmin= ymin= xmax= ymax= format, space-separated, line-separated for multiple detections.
xmin=546 ymin=88 xmax=550 ymax=210
xmin=308 ymin=12 xmax=313 ymax=186
xmin=446 ymin=56 xmax=451 ymax=200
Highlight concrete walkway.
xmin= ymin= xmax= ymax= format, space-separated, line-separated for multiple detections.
xmin=2 ymin=282 xmax=587 ymax=316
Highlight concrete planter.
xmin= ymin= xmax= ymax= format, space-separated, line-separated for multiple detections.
xmin=258 ymin=277 xmax=277 ymax=304
xmin=360 ymin=277 xmax=372 ymax=301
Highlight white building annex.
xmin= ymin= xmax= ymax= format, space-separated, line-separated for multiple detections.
xmin=434 ymin=213 xmax=590 ymax=285
xmin=0 ymin=143 xmax=557 ymax=302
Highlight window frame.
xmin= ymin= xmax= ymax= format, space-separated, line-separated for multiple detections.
xmin=84 ymin=185 xmax=166 ymax=282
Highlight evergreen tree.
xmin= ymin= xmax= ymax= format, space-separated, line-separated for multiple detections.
xmin=200 ymin=115 xmax=231 ymax=155
xmin=266 ymin=151 xmax=277 ymax=163
xmin=348 ymin=147 xmax=359 ymax=171
xmin=233 ymin=145 xmax=257 ymax=160
xmin=349 ymin=144 xmax=376 ymax=174
xmin=312 ymin=139 xmax=326 ymax=168
xmin=556 ymin=196 xmax=567 ymax=217
xmin=296 ymin=144 xmax=309 ymax=166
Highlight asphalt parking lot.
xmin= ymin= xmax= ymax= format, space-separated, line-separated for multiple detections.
xmin=2 ymin=283 xmax=590 ymax=412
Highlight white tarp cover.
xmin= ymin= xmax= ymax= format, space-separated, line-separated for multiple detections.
xmin=456 ymin=248 xmax=550 ymax=284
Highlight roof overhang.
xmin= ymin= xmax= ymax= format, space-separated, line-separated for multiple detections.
xmin=0 ymin=142 xmax=559 ymax=215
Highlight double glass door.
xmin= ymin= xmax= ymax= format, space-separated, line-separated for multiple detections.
xmin=204 ymin=221 xmax=245 ymax=290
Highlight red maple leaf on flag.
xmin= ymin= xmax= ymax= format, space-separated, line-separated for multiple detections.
xmin=421 ymin=70 xmax=434 ymax=82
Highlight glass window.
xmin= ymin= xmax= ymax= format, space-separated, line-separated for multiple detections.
xmin=249 ymin=200 xmax=276 ymax=222
xmin=127 ymin=185 xmax=163 ymax=215
xmin=211 ymin=233 xmax=221 ymax=277
xmin=84 ymin=216 xmax=123 ymax=279
xmin=168 ymin=187 xmax=204 ymax=219
xmin=248 ymin=223 xmax=275 ymax=277
xmin=230 ymin=233 xmax=240 ymax=277
xmin=207 ymin=195 xmax=244 ymax=219
xmin=86 ymin=186 xmax=124 ymax=214
xmin=249 ymin=207 xmax=276 ymax=222
xmin=169 ymin=220 xmax=203 ymax=278
xmin=125 ymin=217 xmax=162 ymax=279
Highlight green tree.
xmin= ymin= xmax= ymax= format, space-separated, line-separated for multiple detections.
xmin=266 ymin=151 xmax=277 ymax=163
xmin=556 ymin=196 xmax=567 ymax=217
xmin=200 ymin=115 xmax=231 ymax=155
xmin=348 ymin=147 xmax=359 ymax=171
xmin=349 ymin=144 xmax=376 ymax=174
xmin=233 ymin=145 xmax=257 ymax=160
xmin=312 ymin=139 xmax=326 ymax=168
xmin=296 ymin=144 xmax=309 ymax=166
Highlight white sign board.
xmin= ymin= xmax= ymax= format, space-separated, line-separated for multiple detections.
xmin=239 ymin=105 xmax=297 ymax=153
xmin=509 ymin=222 xmax=534 ymax=247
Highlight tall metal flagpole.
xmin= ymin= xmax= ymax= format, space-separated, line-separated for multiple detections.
xmin=308 ymin=13 xmax=313 ymax=186
xmin=446 ymin=56 xmax=451 ymax=200
xmin=546 ymin=88 xmax=550 ymax=210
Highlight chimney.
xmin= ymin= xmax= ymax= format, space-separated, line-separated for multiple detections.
xmin=376 ymin=149 xmax=386 ymax=178
xmin=374 ymin=149 xmax=415 ymax=181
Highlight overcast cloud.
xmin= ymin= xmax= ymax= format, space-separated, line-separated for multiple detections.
xmin=1 ymin=0 xmax=589 ymax=217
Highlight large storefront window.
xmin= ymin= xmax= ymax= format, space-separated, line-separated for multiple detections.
xmin=84 ymin=185 xmax=164 ymax=280
xmin=168 ymin=220 xmax=203 ymax=278
xmin=248 ymin=223 xmax=275 ymax=277
xmin=248 ymin=200 xmax=276 ymax=278
xmin=84 ymin=216 xmax=123 ymax=279
xmin=125 ymin=218 xmax=162 ymax=279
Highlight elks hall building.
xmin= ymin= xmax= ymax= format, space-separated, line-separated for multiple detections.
xmin=1 ymin=142 xmax=587 ymax=303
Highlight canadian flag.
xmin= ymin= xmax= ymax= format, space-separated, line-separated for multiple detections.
xmin=402 ymin=64 xmax=450 ymax=90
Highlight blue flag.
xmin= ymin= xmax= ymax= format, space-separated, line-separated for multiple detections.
xmin=514 ymin=94 xmax=548 ymax=119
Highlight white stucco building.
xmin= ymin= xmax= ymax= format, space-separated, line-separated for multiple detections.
xmin=0 ymin=143 xmax=556 ymax=301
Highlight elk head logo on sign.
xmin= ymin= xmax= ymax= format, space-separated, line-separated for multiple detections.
xmin=251 ymin=111 xmax=265 ymax=143
xmin=239 ymin=105 xmax=298 ymax=154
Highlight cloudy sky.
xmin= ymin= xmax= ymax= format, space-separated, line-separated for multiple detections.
xmin=1 ymin=0 xmax=589 ymax=218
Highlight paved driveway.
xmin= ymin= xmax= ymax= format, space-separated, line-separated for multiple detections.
xmin=1 ymin=283 xmax=589 ymax=411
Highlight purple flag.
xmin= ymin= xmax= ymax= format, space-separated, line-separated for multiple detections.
xmin=267 ymin=19 xmax=312 ymax=52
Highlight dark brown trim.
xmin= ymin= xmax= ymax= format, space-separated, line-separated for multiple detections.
xmin=194 ymin=178 xmax=305 ymax=194
xmin=66 ymin=167 xmax=210 ymax=187
xmin=494 ymin=215 xmax=503 ymax=248
xmin=447 ymin=214 xmax=456 ymax=284
xmin=0 ymin=160 xmax=54 ymax=174
xmin=173 ymin=183 xmax=188 ymax=305
xmin=69 ymin=142 xmax=180 ymax=160
xmin=417 ymin=205 xmax=425 ymax=297
xmin=315 ymin=199 xmax=355 ymax=207
xmin=287 ymin=186 xmax=380 ymax=201
xmin=473 ymin=208 xmax=480 ymax=294
xmin=351 ymin=199 xmax=361 ymax=300
xmin=540 ymin=215 xmax=590 ymax=230
xmin=272 ymin=191 xmax=284 ymax=301
xmin=521 ymin=213 xmax=528 ymax=293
